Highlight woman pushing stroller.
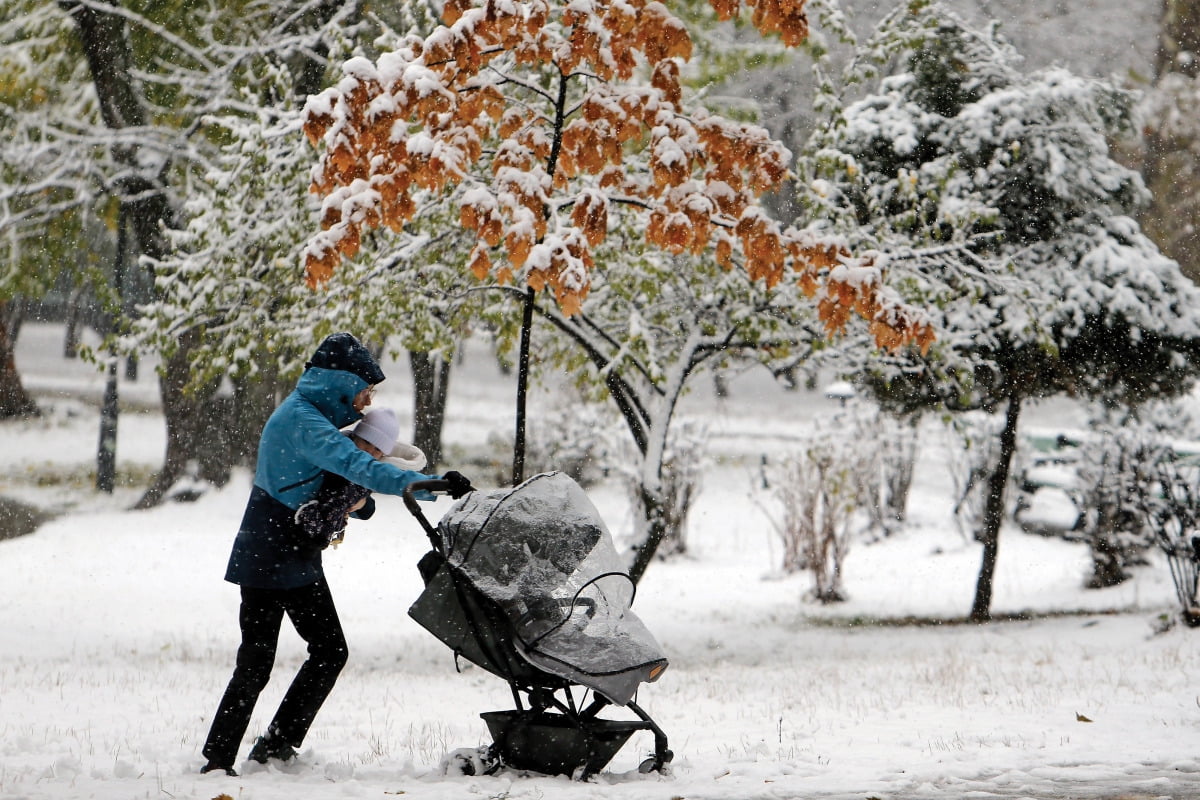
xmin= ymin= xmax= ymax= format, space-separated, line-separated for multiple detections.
xmin=200 ymin=332 xmax=472 ymax=776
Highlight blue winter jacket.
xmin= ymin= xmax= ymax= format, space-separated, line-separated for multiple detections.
xmin=225 ymin=366 xmax=433 ymax=589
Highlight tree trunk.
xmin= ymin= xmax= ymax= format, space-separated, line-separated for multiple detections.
xmin=534 ymin=305 xmax=705 ymax=584
xmin=63 ymin=288 xmax=83 ymax=359
xmin=1087 ymin=535 xmax=1130 ymax=589
xmin=96 ymin=361 xmax=119 ymax=492
xmin=512 ymin=287 xmax=536 ymax=486
xmin=410 ymin=350 xmax=452 ymax=470
xmin=628 ymin=485 xmax=668 ymax=586
xmin=4 ymin=297 xmax=26 ymax=343
xmin=59 ymin=0 xmax=146 ymax=130
xmin=229 ymin=358 xmax=285 ymax=470
xmin=624 ymin=336 xmax=703 ymax=584
xmin=128 ymin=0 xmax=346 ymax=501
xmin=1142 ymin=0 xmax=1200 ymax=283
xmin=0 ymin=301 xmax=39 ymax=419
xmin=969 ymin=396 xmax=1022 ymax=622
xmin=1155 ymin=0 xmax=1200 ymax=80
xmin=134 ymin=330 xmax=223 ymax=508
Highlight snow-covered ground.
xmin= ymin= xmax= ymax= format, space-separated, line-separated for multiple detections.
xmin=3 ymin=322 xmax=1200 ymax=800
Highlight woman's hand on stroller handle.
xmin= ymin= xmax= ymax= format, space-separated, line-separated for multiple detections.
xmin=402 ymin=473 xmax=474 ymax=502
xmin=441 ymin=471 xmax=473 ymax=499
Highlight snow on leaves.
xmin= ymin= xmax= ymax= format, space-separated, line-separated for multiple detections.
xmin=708 ymin=0 xmax=810 ymax=47
xmin=302 ymin=0 xmax=930 ymax=350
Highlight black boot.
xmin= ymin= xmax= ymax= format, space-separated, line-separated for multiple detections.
xmin=248 ymin=733 xmax=297 ymax=764
xmin=200 ymin=761 xmax=238 ymax=777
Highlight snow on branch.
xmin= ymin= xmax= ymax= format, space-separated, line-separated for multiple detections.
xmin=300 ymin=0 xmax=930 ymax=351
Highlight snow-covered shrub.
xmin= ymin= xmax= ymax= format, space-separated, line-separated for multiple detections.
xmin=1076 ymin=403 xmax=1192 ymax=588
xmin=763 ymin=452 xmax=811 ymax=575
xmin=818 ymin=401 xmax=920 ymax=541
xmin=1075 ymin=434 xmax=1160 ymax=588
xmin=763 ymin=406 xmax=884 ymax=602
xmin=769 ymin=445 xmax=856 ymax=602
xmin=869 ymin=409 xmax=920 ymax=538
xmin=521 ymin=398 xmax=621 ymax=488
xmin=1146 ymin=459 xmax=1200 ymax=627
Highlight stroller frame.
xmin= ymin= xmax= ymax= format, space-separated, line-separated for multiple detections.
xmin=404 ymin=480 xmax=672 ymax=779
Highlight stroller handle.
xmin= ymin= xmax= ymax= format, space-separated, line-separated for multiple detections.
xmin=403 ymin=479 xmax=452 ymax=553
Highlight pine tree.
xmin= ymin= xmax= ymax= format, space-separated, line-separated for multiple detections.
xmin=796 ymin=0 xmax=1200 ymax=620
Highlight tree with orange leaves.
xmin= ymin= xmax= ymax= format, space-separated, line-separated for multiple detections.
xmin=301 ymin=0 xmax=932 ymax=526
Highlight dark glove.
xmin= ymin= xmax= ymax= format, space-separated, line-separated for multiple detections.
xmin=295 ymin=483 xmax=373 ymax=548
xmin=442 ymin=470 xmax=473 ymax=499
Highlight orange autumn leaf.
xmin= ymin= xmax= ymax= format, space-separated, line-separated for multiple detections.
xmin=441 ymin=0 xmax=471 ymax=25
xmin=304 ymin=251 xmax=336 ymax=289
xmin=651 ymin=157 xmax=689 ymax=190
xmin=710 ymin=0 xmax=740 ymax=20
xmin=507 ymin=230 xmax=533 ymax=269
xmin=797 ymin=244 xmax=844 ymax=269
xmin=320 ymin=204 xmax=342 ymax=231
xmin=637 ymin=4 xmax=693 ymax=63
xmin=662 ymin=212 xmax=693 ymax=253
xmin=329 ymin=146 xmax=362 ymax=183
xmin=468 ymin=244 xmax=491 ymax=280
xmin=818 ymin=296 xmax=852 ymax=334
xmin=527 ymin=267 xmax=547 ymax=291
xmin=302 ymin=111 xmax=333 ymax=145
xmin=651 ymin=60 xmax=682 ymax=109
xmin=870 ymin=320 xmax=904 ymax=351
xmin=745 ymin=0 xmax=810 ymax=47
xmin=481 ymin=216 xmax=503 ymax=247
xmin=460 ymin=202 xmax=480 ymax=232
xmin=915 ymin=324 xmax=936 ymax=354
xmin=557 ymin=288 xmax=583 ymax=317
xmin=571 ymin=192 xmax=609 ymax=247
xmin=335 ymin=225 xmax=360 ymax=259
xmin=715 ymin=237 xmax=734 ymax=270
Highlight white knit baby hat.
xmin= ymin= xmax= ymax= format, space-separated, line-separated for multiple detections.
xmin=353 ymin=408 xmax=427 ymax=469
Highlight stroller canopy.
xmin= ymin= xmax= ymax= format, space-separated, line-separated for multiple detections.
xmin=435 ymin=471 xmax=667 ymax=705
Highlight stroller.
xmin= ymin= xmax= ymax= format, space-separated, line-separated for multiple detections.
xmin=403 ymin=471 xmax=673 ymax=779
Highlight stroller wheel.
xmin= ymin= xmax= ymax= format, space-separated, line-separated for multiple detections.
xmin=439 ymin=745 xmax=499 ymax=777
xmin=638 ymin=748 xmax=674 ymax=775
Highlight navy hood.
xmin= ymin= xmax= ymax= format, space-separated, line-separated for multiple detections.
xmin=305 ymin=332 xmax=385 ymax=385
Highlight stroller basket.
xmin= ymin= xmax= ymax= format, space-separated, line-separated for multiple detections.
xmin=403 ymin=472 xmax=672 ymax=778
xmin=481 ymin=710 xmax=642 ymax=776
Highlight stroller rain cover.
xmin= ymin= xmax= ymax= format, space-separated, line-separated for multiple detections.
xmin=430 ymin=471 xmax=667 ymax=706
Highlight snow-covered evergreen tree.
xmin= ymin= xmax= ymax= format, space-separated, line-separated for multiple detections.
xmin=795 ymin=0 xmax=1200 ymax=620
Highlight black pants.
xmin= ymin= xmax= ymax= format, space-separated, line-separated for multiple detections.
xmin=202 ymin=579 xmax=348 ymax=767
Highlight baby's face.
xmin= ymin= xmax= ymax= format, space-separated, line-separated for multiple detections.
xmin=354 ymin=436 xmax=386 ymax=460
